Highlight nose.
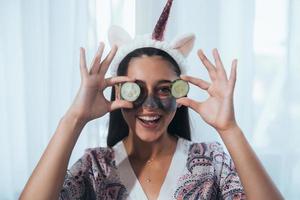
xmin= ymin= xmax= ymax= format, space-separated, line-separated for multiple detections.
xmin=142 ymin=95 xmax=159 ymax=109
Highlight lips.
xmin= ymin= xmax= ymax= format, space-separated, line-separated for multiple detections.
xmin=136 ymin=114 xmax=162 ymax=128
xmin=138 ymin=115 xmax=160 ymax=121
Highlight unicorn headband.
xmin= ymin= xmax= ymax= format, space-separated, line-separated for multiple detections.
xmin=108 ymin=0 xmax=195 ymax=76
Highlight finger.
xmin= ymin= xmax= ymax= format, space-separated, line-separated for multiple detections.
xmin=176 ymin=97 xmax=200 ymax=112
xmin=98 ymin=45 xmax=118 ymax=75
xmin=180 ymin=75 xmax=210 ymax=90
xmin=80 ymin=47 xmax=88 ymax=79
xmin=229 ymin=59 xmax=237 ymax=90
xmin=212 ymin=48 xmax=227 ymax=80
xmin=90 ymin=42 xmax=105 ymax=74
xmin=108 ymin=99 xmax=133 ymax=111
xmin=104 ymin=76 xmax=136 ymax=88
xmin=114 ymin=85 xmax=121 ymax=100
xmin=197 ymin=49 xmax=217 ymax=81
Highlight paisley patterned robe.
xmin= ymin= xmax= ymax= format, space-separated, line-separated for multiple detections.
xmin=59 ymin=137 xmax=245 ymax=200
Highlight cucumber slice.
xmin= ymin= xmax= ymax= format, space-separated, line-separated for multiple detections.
xmin=171 ymin=79 xmax=189 ymax=98
xmin=120 ymin=82 xmax=141 ymax=102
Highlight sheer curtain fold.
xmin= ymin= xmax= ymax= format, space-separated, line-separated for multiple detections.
xmin=0 ymin=0 xmax=134 ymax=198
xmin=0 ymin=1 xmax=27 ymax=199
xmin=136 ymin=0 xmax=297 ymax=199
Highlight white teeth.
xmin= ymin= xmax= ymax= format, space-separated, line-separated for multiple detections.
xmin=138 ymin=115 xmax=160 ymax=121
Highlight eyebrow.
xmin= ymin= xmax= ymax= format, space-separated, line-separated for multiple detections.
xmin=157 ymin=80 xmax=172 ymax=84
xmin=136 ymin=79 xmax=173 ymax=85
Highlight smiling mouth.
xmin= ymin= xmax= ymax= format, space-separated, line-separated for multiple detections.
xmin=137 ymin=115 xmax=162 ymax=127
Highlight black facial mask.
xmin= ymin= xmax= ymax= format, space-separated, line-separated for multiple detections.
xmin=131 ymin=81 xmax=177 ymax=112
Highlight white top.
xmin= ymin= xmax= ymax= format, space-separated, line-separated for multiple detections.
xmin=113 ymin=137 xmax=189 ymax=200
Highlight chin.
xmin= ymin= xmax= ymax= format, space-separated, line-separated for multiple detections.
xmin=135 ymin=130 xmax=164 ymax=143
xmin=133 ymin=118 xmax=169 ymax=143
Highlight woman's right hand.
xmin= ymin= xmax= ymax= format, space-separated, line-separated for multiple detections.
xmin=67 ymin=42 xmax=134 ymax=123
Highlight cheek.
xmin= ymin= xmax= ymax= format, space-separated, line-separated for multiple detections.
xmin=121 ymin=109 xmax=136 ymax=125
xmin=159 ymin=97 xmax=177 ymax=112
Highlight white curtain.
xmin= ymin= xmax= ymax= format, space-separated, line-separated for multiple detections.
xmin=0 ymin=0 xmax=299 ymax=199
xmin=0 ymin=0 xmax=135 ymax=198
xmin=136 ymin=0 xmax=298 ymax=199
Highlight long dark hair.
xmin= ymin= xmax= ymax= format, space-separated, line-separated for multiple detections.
xmin=107 ymin=47 xmax=191 ymax=147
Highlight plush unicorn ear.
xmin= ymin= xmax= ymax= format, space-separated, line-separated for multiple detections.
xmin=108 ymin=25 xmax=133 ymax=47
xmin=171 ymin=34 xmax=196 ymax=57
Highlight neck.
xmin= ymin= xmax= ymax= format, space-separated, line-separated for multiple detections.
xmin=123 ymin=132 xmax=177 ymax=162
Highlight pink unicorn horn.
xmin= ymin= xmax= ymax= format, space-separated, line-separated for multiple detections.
xmin=152 ymin=0 xmax=174 ymax=41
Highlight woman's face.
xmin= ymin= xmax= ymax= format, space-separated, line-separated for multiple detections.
xmin=119 ymin=55 xmax=180 ymax=142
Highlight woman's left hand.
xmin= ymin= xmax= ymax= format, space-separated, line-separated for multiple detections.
xmin=176 ymin=49 xmax=238 ymax=134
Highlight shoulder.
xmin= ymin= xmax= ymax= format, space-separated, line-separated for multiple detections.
xmin=67 ymin=146 xmax=116 ymax=177
xmin=61 ymin=147 xmax=126 ymax=199
xmin=84 ymin=146 xmax=115 ymax=164
xmin=179 ymin=138 xmax=227 ymax=173
xmin=184 ymin=139 xmax=225 ymax=162
xmin=174 ymin=139 xmax=236 ymax=199
xmin=187 ymin=140 xmax=236 ymax=170
xmin=188 ymin=140 xmax=224 ymax=156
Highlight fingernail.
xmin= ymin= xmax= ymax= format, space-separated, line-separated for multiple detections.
xmin=80 ymin=47 xmax=85 ymax=53
xmin=98 ymin=42 xmax=104 ymax=50
xmin=212 ymin=48 xmax=217 ymax=55
xmin=198 ymin=49 xmax=205 ymax=59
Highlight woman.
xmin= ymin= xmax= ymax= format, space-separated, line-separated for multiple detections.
xmin=20 ymin=0 xmax=283 ymax=199
xmin=20 ymin=47 xmax=284 ymax=200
